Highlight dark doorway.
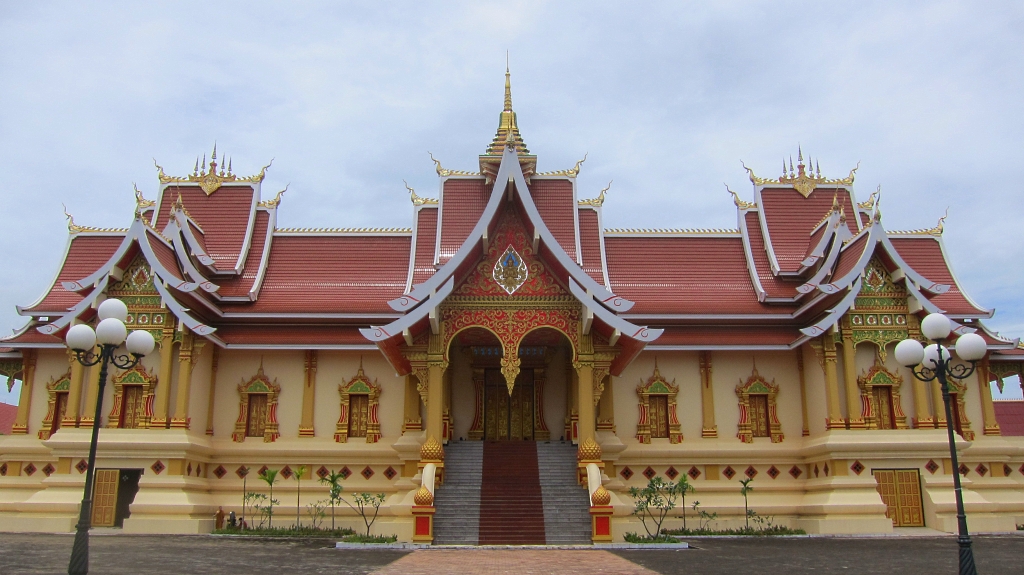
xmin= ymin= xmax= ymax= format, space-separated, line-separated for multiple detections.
xmin=484 ymin=368 xmax=535 ymax=440
xmin=114 ymin=469 xmax=143 ymax=527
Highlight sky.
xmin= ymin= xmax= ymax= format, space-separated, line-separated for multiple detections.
xmin=1 ymin=1 xmax=1022 ymax=403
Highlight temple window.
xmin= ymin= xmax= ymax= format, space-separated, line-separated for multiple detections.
xmin=857 ymin=362 xmax=908 ymax=430
xmin=335 ymin=362 xmax=382 ymax=443
xmin=232 ymin=365 xmax=281 ymax=443
xmin=748 ymin=394 xmax=770 ymax=438
xmin=108 ymin=365 xmax=158 ymax=430
xmin=246 ymin=394 xmax=268 ymax=437
xmin=38 ymin=371 xmax=71 ymax=440
xmin=735 ymin=366 xmax=784 ymax=443
xmin=635 ymin=362 xmax=683 ymax=444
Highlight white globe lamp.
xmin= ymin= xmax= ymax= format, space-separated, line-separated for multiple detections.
xmin=921 ymin=313 xmax=952 ymax=341
xmin=97 ymin=298 xmax=129 ymax=323
xmin=894 ymin=339 xmax=925 ymax=367
xmin=954 ymin=332 xmax=987 ymax=362
xmin=126 ymin=330 xmax=156 ymax=357
xmin=66 ymin=324 xmax=97 ymax=352
xmin=95 ymin=317 xmax=128 ymax=346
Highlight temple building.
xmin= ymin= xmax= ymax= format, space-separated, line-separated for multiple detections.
xmin=1 ymin=70 xmax=1023 ymax=542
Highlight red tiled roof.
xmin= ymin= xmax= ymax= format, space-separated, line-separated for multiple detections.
xmin=889 ymin=236 xmax=989 ymax=316
xmin=218 ymin=211 xmax=270 ymax=298
xmin=830 ymin=232 xmax=870 ymax=282
xmin=146 ymin=229 xmax=187 ymax=284
xmin=438 ymin=179 xmax=488 ymax=264
xmin=760 ymin=188 xmax=857 ymax=273
xmin=652 ymin=325 xmax=801 ymax=346
xmin=531 ymin=179 xmax=577 ymax=261
xmin=412 ymin=208 xmax=438 ymax=286
xmin=1 ymin=326 xmax=64 ymax=346
xmin=578 ymin=208 xmax=604 ymax=284
xmin=22 ymin=234 xmax=124 ymax=314
xmin=155 ymin=185 xmax=255 ymax=272
xmin=246 ymin=235 xmax=410 ymax=314
xmin=744 ymin=212 xmax=799 ymax=299
xmin=605 ymin=235 xmax=793 ymax=315
xmin=994 ymin=401 xmax=1024 ymax=436
xmin=214 ymin=324 xmax=370 ymax=346
xmin=0 ymin=403 xmax=17 ymax=435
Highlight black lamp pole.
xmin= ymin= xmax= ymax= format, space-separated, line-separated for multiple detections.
xmin=67 ymin=344 xmax=142 ymax=575
xmin=910 ymin=343 xmax=978 ymax=575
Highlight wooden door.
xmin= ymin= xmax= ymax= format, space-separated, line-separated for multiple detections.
xmin=91 ymin=469 xmax=120 ymax=527
xmin=484 ymin=369 xmax=534 ymax=440
xmin=873 ymin=387 xmax=896 ymax=430
xmin=348 ymin=395 xmax=369 ymax=438
xmin=245 ymin=394 xmax=268 ymax=438
xmin=650 ymin=395 xmax=669 ymax=438
xmin=749 ymin=395 xmax=770 ymax=438
xmin=120 ymin=385 xmax=144 ymax=429
xmin=873 ymin=468 xmax=924 ymax=527
xmin=51 ymin=392 xmax=69 ymax=436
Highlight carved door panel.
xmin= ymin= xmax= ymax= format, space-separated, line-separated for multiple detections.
xmin=91 ymin=469 xmax=120 ymax=527
xmin=873 ymin=387 xmax=895 ymax=430
xmin=873 ymin=468 xmax=924 ymax=527
xmin=749 ymin=395 xmax=770 ymax=438
xmin=348 ymin=395 xmax=369 ymax=438
xmin=121 ymin=385 xmax=144 ymax=429
xmin=51 ymin=392 xmax=69 ymax=435
xmin=650 ymin=396 xmax=669 ymax=438
xmin=246 ymin=394 xmax=268 ymax=438
xmin=484 ymin=369 xmax=534 ymax=440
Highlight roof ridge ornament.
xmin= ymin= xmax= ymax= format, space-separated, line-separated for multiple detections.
xmin=726 ymin=184 xmax=757 ymax=209
xmin=427 ymin=151 xmax=479 ymax=177
xmin=62 ymin=204 xmax=84 ymax=234
xmin=741 ymin=152 xmax=859 ymax=197
xmin=404 ymin=180 xmax=438 ymax=206
xmin=154 ymin=145 xmax=272 ymax=195
xmin=538 ymin=153 xmax=588 ymax=178
xmin=257 ymin=185 xmax=288 ymax=208
xmin=858 ymin=186 xmax=880 ymax=209
xmin=579 ymin=179 xmax=611 ymax=207
xmin=133 ymin=183 xmax=156 ymax=217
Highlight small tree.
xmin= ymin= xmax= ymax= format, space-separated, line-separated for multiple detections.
xmin=676 ymin=474 xmax=695 ymax=530
xmin=342 ymin=492 xmax=387 ymax=537
xmin=294 ymin=465 xmax=308 ymax=528
xmin=739 ymin=477 xmax=754 ymax=530
xmin=306 ymin=499 xmax=327 ymax=530
xmin=320 ymin=470 xmax=345 ymax=530
xmin=628 ymin=476 xmax=685 ymax=539
xmin=238 ymin=466 xmax=250 ymax=527
xmin=259 ymin=468 xmax=280 ymax=529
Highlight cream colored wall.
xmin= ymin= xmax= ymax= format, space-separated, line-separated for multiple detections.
xmin=802 ymin=344 xmax=828 ymax=437
xmin=27 ymin=351 xmax=68 ymax=435
xmin=186 ymin=346 xmax=213 ymax=434
xmin=450 ymin=350 xmax=474 ymax=440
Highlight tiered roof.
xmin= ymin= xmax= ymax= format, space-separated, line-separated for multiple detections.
xmin=3 ymin=74 xmax=1019 ymax=365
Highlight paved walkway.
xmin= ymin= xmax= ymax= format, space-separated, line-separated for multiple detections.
xmin=0 ymin=533 xmax=1022 ymax=574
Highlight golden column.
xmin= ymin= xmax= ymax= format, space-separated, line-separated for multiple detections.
xmin=699 ymin=351 xmax=717 ymax=438
xmin=12 ymin=350 xmax=37 ymax=434
xmin=841 ymin=336 xmax=866 ymax=429
xmin=62 ymin=349 xmax=87 ymax=428
xmin=151 ymin=323 xmax=176 ymax=428
xmin=170 ymin=327 xmax=194 ymax=429
xmin=299 ymin=350 xmax=318 ymax=437
xmin=79 ymin=355 xmax=103 ymax=429
xmin=978 ymin=358 xmax=1001 ymax=436
xmin=575 ymin=359 xmax=596 ymax=446
xmin=821 ymin=335 xmax=845 ymax=429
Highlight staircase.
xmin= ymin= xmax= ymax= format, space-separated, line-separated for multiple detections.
xmin=537 ymin=441 xmax=593 ymax=544
xmin=432 ymin=442 xmax=482 ymax=544
xmin=431 ymin=440 xmax=591 ymax=545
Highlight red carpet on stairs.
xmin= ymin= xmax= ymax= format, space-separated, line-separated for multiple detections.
xmin=478 ymin=441 xmax=546 ymax=544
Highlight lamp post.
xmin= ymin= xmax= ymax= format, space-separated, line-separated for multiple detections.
xmin=64 ymin=299 xmax=155 ymax=575
xmin=895 ymin=313 xmax=987 ymax=575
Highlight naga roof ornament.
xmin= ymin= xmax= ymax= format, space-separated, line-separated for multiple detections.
xmin=404 ymin=180 xmax=437 ymax=206
xmin=539 ymin=153 xmax=588 ymax=178
xmin=428 ymin=151 xmax=479 ymax=177
xmin=579 ymin=180 xmax=611 ymax=207
xmin=741 ymin=147 xmax=859 ymax=197
xmin=726 ymin=184 xmax=756 ymax=209
xmin=154 ymin=143 xmax=271 ymax=195
xmin=257 ymin=185 xmax=288 ymax=208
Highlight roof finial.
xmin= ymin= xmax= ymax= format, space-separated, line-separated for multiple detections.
xmin=798 ymin=145 xmax=803 ymax=163
xmin=62 ymin=203 xmax=84 ymax=233
xmin=726 ymin=183 xmax=756 ymax=209
xmin=504 ymin=53 xmax=513 ymax=112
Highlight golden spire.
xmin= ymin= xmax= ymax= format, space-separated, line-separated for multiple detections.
xmin=485 ymin=60 xmax=529 ymax=156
